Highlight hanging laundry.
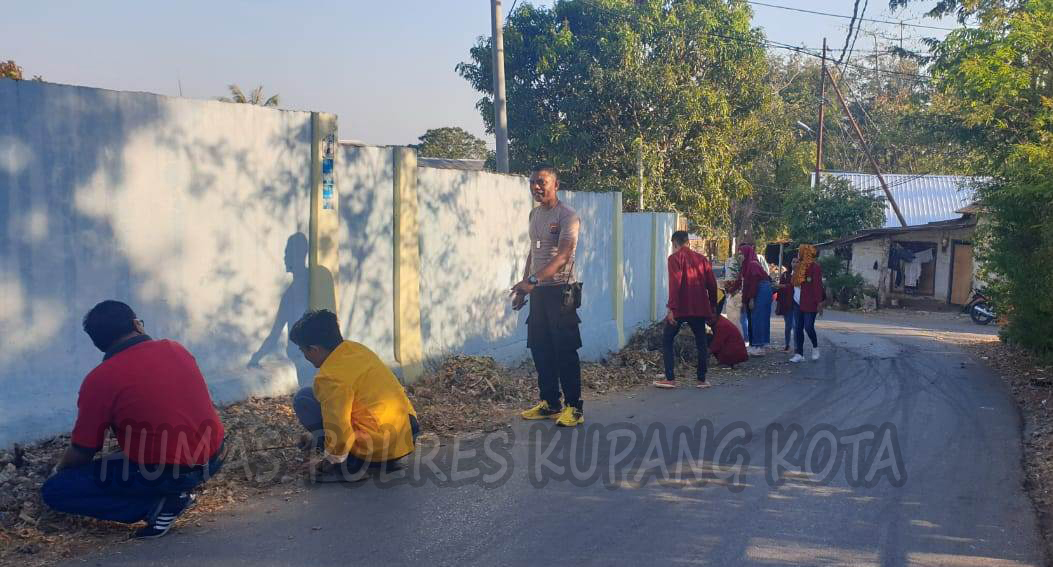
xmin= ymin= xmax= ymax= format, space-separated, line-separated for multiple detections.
xmin=888 ymin=244 xmax=916 ymax=288
xmin=903 ymin=248 xmax=934 ymax=288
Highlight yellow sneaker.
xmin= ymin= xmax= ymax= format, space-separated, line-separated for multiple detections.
xmin=521 ymin=401 xmax=561 ymax=420
xmin=555 ymin=406 xmax=584 ymax=427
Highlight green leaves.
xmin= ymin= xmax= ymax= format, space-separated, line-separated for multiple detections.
xmin=411 ymin=127 xmax=489 ymax=160
xmin=782 ymin=178 xmax=886 ymax=244
xmin=457 ymin=0 xmax=767 ymax=229
xmin=916 ymin=0 xmax=1053 ymax=358
xmin=217 ymin=84 xmax=280 ymax=107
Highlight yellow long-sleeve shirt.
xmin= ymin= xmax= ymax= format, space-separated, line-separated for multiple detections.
xmin=314 ymin=341 xmax=417 ymax=463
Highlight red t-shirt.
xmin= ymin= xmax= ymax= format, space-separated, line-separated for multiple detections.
xmin=709 ymin=317 xmax=748 ymax=366
xmin=71 ymin=338 xmax=224 ymax=466
xmin=667 ymin=247 xmax=718 ymax=319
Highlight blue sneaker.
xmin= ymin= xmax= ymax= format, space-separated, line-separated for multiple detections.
xmin=134 ymin=493 xmax=196 ymax=540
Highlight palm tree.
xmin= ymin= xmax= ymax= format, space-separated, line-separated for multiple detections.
xmin=218 ymin=84 xmax=280 ymax=107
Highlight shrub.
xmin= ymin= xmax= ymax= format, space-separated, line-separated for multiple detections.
xmin=783 ymin=178 xmax=886 ymax=244
xmin=817 ymin=254 xmax=868 ymax=309
xmin=976 ymin=174 xmax=1053 ymax=361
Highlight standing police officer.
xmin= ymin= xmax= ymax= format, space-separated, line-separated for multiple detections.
xmin=511 ymin=166 xmax=584 ymax=427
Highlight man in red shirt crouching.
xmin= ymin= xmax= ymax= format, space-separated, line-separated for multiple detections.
xmin=41 ymin=300 xmax=225 ymax=539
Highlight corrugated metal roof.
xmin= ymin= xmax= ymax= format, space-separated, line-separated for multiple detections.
xmin=819 ymin=171 xmax=983 ymax=229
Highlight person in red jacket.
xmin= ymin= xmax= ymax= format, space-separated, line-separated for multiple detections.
xmin=724 ymin=244 xmax=773 ymax=356
xmin=708 ymin=314 xmax=749 ymax=367
xmin=790 ymin=244 xmax=826 ymax=362
xmin=654 ymin=231 xmax=718 ymax=389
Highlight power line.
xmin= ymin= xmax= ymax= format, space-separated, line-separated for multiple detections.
xmin=744 ymin=0 xmax=958 ymax=31
xmin=704 ymin=30 xmax=933 ymax=80
xmin=772 ymin=43 xmax=931 ymax=79
xmin=840 ymin=0 xmax=870 ymax=68
xmin=837 ymin=0 xmax=865 ymax=65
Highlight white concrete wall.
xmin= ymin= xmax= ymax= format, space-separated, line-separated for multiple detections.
xmin=849 ymin=239 xmax=886 ymax=288
xmin=416 ymin=168 xmax=533 ymax=365
xmin=622 ymin=213 xmax=654 ymax=334
xmin=0 ymin=80 xmax=673 ymax=446
xmin=561 ymin=191 xmax=621 ymax=361
xmin=653 ymin=213 xmax=677 ymax=317
xmin=0 ymin=80 xmax=313 ymax=446
xmin=415 ymin=168 xmax=625 ymax=365
xmin=337 ymin=145 xmax=395 ymax=365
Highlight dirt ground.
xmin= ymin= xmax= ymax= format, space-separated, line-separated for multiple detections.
xmin=0 ymin=322 xmax=784 ymax=567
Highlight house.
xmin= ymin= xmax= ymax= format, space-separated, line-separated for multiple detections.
xmin=816 ymin=172 xmax=985 ymax=307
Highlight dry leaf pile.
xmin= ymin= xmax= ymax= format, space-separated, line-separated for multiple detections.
xmin=407 ymin=355 xmax=536 ymax=435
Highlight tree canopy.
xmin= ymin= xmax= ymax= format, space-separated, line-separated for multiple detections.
xmin=457 ymin=0 xmax=978 ymax=239
xmin=412 ymin=127 xmax=489 ymax=160
xmin=782 ymin=178 xmax=886 ymax=244
xmin=913 ymin=0 xmax=1053 ymax=357
xmin=458 ymin=0 xmax=769 ymax=230
xmin=0 ymin=60 xmax=22 ymax=80
xmin=1 ymin=59 xmax=43 ymax=81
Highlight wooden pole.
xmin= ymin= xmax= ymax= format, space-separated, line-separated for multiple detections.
xmin=824 ymin=66 xmax=909 ymax=228
xmin=816 ymin=38 xmax=826 ymax=182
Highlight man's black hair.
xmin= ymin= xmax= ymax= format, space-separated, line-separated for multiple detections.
xmin=289 ymin=310 xmax=344 ymax=351
xmin=531 ymin=165 xmax=559 ymax=181
xmin=83 ymin=300 xmax=137 ymax=352
xmin=671 ymin=230 xmax=690 ymax=246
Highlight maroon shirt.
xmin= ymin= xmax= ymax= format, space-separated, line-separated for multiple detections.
xmin=797 ymin=263 xmax=826 ymax=313
xmin=709 ymin=317 xmax=748 ymax=366
xmin=667 ymin=247 xmax=718 ymax=318
xmin=71 ymin=337 xmax=224 ymax=466
xmin=726 ymin=246 xmax=770 ymax=302
xmin=775 ymin=271 xmax=794 ymax=316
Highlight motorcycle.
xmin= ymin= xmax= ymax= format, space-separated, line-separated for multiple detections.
xmin=962 ymin=288 xmax=996 ymax=325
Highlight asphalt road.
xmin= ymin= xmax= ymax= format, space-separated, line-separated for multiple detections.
xmin=67 ymin=311 xmax=1043 ymax=567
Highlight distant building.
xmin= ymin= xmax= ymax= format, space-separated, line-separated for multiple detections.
xmin=816 ymin=172 xmax=986 ymax=307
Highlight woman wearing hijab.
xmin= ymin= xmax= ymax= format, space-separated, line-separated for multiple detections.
xmin=790 ymin=244 xmax=825 ymax=362
xmin=725 ymin=244 xmax=773 ymax=356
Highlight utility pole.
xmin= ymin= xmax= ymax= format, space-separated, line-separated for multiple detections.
xmin=824 ymin=66 xmax=909 ymax=228
xmin=637 ymin=143 xmax=644 ymax=210
xmin=815 ymin=38 xmax=827 ymax=183
xmin=491 ymin=0 xmax=510 ymax=173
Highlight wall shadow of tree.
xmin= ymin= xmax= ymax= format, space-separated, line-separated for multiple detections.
xmin=558 ymin=190 xmax=619 ymax=360
xmin=337 ymin=145 xmax=396 ymax=364
xmin=0 ymin=81 xmax=314 ymax=444
xmin=415 ymin=167 xmax=621 ymax=367
xmin=623 ymin=213 xmax=654 ymax=333
xmin=416 ymin=167 xmax=532 ymax=367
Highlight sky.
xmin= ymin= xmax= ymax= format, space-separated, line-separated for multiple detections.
xmin=2 ymin=1 xmax=957 ymax=147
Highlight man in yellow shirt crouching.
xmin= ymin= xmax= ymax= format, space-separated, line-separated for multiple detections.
xmin=289 ymin=310 xmax=419 ymax=481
